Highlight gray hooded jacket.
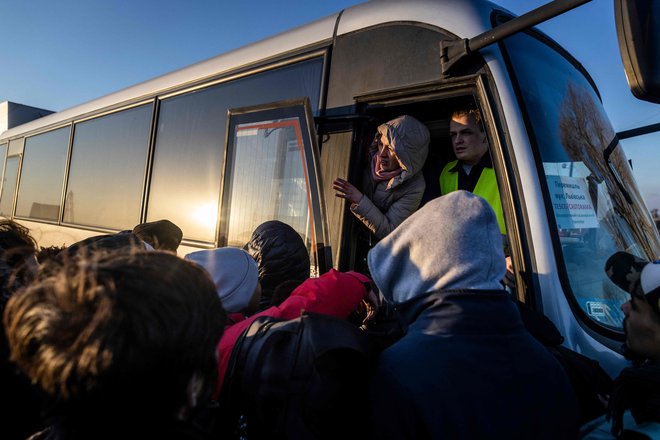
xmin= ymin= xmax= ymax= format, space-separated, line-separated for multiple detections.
xmin=366 ymin=191 xmax=578 ymax=439
xmin=368 ymin=190 xmax=505 ymax=304
xmin=350 ymin=115 xmax=429 ymax=239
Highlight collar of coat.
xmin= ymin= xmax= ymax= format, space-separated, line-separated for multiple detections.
xmin=391 ymin=288 xmax=523 ymax=334
xmin=448 ymin=151 xmax=493 ymax=173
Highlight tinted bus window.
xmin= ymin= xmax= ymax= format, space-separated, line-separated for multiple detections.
xmin=503 ymin=32 xmax=660 ymax=330
xmin=147 ymin=58 xmax=323 ymax=243
xmin=63 ymin=104 xmax=152 ymax=230
xmin=0 ymin=143 xmax=6 ymax=198
xmin=226 ymin=118 xmax=312 ymax=247
xmin=0 ymin=156 xmax=20 ymax=216
xmin=16 ymin=127 xmax=70 ymax=221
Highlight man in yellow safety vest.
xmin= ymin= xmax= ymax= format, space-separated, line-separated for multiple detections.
xmin=440 ymin=108 xmax=513 ymax=287
xmin=440 ymin=108 xmax=505 ymax=234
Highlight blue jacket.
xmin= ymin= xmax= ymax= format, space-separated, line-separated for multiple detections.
xmin=369 ymin=289 xmax=579 ymax=440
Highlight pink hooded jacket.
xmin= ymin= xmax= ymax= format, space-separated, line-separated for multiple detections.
xmin=213 ymin=268 xmax=371 ymax=397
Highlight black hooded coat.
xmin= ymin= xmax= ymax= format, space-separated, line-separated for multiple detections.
xmin=244 ymin=221 xmax=309 ymax=310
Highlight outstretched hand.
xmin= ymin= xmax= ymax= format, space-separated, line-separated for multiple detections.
xmin=503 ymin=256 xmax=516 ymax=289
xmin=333 ymin=178 xmax=363 ymax=205
xmin=359 ymin=287 xmax=380 ymax=328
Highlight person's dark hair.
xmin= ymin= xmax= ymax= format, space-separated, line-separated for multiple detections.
xmin=0 ymin=220 xmax=37 ymax=265
xmin=36 ymin=245 xmax=66 ymax=265
xmin=133 ymin=219 xmax=183 ymax=252
xmin=3 ymin=251 xmax=226 ymax=432
xmin=0 ymin=220 xmax=44 ymax=439
xmin=0 ymin=220 xmax=38 ymax=305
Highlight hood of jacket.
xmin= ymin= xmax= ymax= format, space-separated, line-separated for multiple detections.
xmin=367 ymin=190 xmax=505 ymax=304
xmin=377 ymin=115 xmax=429 ymax=190
xmin=244 ymin=220 xmax=310 ymax=293
xmin=184 ymin=247 xmax=259 ymax=314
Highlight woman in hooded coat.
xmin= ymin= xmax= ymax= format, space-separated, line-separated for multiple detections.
xmin=333 ymin=115 xmax=430 ymax=240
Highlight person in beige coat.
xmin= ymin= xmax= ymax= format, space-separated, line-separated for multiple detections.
xmin=333 ymin=115 xmax=430 ymax=240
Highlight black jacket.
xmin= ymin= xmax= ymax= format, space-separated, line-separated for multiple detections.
xmin=369 ymin=290 xmax=580 ymax=439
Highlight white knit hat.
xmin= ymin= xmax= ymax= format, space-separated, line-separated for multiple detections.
xmin=641 ymin=260 xmax=660 ymax=295
xmin=185 ymin=247 xmax=259 ymax=313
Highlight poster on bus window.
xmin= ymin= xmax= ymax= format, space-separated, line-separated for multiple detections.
xmin=547 ymin=175 xmax=599 ymax=229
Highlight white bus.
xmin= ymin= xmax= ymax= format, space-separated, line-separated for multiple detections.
xmin=0 ymin=0 xmax=658 ymax=377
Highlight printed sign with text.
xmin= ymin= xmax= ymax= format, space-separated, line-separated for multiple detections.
xmin=547 ymin=175 xmax=598 ymax=229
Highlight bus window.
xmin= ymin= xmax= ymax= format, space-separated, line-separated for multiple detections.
xmin=0 ymin=155 xmax=20 ymax=217
xmin=502 ymin=31 xmax=660 ymax=331
xmin=222 ymin=100 xmax=323 ymax=275
xmin=63 ymin=104 xmax=152 ymax=231
xmin=146 ymin=58 xmax=324 ymax=243
xmin=226 ymin=118 xmax=311 ymax=246
xmin=147 ymin=89 xmax=226 ymax=243
xmin=15 ymin=127 xmax=70 ymax=221
xmin=0 ymin=143 xmax=6 ymax=204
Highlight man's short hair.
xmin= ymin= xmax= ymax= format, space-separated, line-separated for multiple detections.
xmin=0 ymin=219 xmax=38 ymax=302
xmin=3 ymin=251 xmax=226 ymax=426
xmin=0 ymin=220 xmax=37 ymax=264
xmin=451 ymin=108 xmax=484 ymax=132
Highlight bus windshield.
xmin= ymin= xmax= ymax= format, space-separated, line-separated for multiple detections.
xmin=502 ymin=30 xmax=660 ymax=331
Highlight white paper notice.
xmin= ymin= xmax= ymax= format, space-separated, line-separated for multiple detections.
xmin=547 ymin=175 xmax=598 ymax=229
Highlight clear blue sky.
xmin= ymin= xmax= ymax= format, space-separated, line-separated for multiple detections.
xmin=1 ymin=0 xmax=659 ymax=209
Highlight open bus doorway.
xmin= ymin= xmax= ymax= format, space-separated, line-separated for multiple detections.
xmin=359 ymin=95 xmax=488 ymax=207
xmin=344 ymin=94 xmax=507 ymax=275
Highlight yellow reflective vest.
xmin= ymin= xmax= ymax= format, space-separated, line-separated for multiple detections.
xmin=440 ymin=160 xmax=506 ymax=234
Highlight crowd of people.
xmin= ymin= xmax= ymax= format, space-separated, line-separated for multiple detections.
xmin=0 ymin=111 xmax=659 ymax=439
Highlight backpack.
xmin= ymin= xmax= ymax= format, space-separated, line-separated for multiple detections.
xmin=218 ymin=312 xmax=379 ymax=439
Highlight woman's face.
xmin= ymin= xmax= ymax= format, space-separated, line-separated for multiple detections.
xmin=378 ymin=134 xmax=400 ymax=171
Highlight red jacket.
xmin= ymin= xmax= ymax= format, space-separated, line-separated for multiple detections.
xmin=214 ymin=269 xmax=370 ymax=397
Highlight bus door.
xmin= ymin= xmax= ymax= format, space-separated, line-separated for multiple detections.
xmin=340 ymin=82 xmax=527 ymax=296
xmin=220 ymin=98 xmax=330 ymax=277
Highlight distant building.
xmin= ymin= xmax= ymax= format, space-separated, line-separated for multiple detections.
xmin=652 ymin=209 xmax=660 ymax=232
xmin=0 ymin=101 xmax=53 ymax=134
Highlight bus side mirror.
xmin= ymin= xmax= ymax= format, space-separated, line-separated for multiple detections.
xmin=615 ymin=0 xmax=660 ymax=103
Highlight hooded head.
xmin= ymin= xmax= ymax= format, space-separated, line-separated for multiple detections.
xmin=244 ymin=220 xmax=310 ymax=293
xmin=376 ymin=115 xmax=430 ymax=189
xmin=185 ymin=247 xmax=260 ymax=314
xmin=367 ymin=190 xmax=505 ymax=304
